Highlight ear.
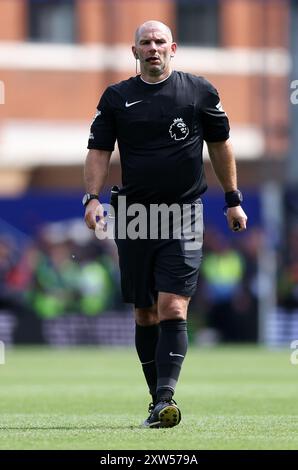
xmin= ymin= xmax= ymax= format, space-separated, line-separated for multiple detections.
xmin=132 ymin=46 xmax=138 ymax=59
xmin=170 ymin=42 xmax=177 ymax=58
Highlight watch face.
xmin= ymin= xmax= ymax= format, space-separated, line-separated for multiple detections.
xmin=82 ymin=194 xmax=89 ymax=206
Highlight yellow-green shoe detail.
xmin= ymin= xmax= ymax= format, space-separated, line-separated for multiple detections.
xmin=143 ymin=400 xmax=181 ymax=428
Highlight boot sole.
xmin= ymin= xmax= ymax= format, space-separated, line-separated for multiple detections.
xmin=157 ymin=405 xmax=181 ymax=428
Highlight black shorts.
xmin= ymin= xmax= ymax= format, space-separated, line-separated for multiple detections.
xmin=114 ymin=199 xmax=203 ymax=308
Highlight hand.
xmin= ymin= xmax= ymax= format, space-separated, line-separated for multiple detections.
xmin=84 ymin=199 xmax=105 ymax=231
xmin=226 ymin=206 xmax=247 ymax=232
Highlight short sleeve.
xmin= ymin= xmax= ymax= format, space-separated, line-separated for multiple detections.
xmin=200 ymin=80 xmax=230 ymax=142
xmin=87 ymin=87 xmax=116 ymax=151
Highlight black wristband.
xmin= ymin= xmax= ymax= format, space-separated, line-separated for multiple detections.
xmin=225 ymin=189 xmax=243 ymax=208
xmin=82 ymin=193 xmax=98 ymax=208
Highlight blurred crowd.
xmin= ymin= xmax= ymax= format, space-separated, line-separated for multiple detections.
xmin=0 ymin=219 xmax=258 ymax=343
xmin=1 ymin=219 xmax=297 ymax=344
xmin=0 ymin=220 xmax=122 ymax=319
xmin=277 ymin=225 xmax=298 ymax=313
xmin=190 ymin=227 xmax=260 ymax=343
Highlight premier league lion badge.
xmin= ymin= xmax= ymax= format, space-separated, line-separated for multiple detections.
xmin=169 ymin=117 xmax=189 ymax=141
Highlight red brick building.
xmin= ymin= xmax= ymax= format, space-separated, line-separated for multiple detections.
xmin=0 ymin=0 xmax=290 ymax=194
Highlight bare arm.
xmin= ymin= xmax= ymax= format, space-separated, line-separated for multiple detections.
xmin=207 ymin=139 xmax=247 ymax=232
xmin=84 ymin=149 xmax=112 ymax=194
xmin=207 ymin=139 xmax=237 ymax=192
xmin=84 ymin=149 xmax=112 ymax=230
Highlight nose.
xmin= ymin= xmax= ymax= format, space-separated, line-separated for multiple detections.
xmin=149 ymin=41 xmax=157 ymax=53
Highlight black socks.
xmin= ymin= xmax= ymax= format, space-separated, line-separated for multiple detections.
xmin=155 ymin=319 xmax=188 ymax=402
xmin=135 ymin=319 xmax=188 ymax=404
xmin=135 ymin=323 xmax=159 ymax=402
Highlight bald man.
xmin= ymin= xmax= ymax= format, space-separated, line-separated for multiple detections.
xmin=83 ymin=20 xmax=247 ymax=428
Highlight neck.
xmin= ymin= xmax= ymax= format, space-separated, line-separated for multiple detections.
xmin=140 ymin=68 xmax=172 ymax=84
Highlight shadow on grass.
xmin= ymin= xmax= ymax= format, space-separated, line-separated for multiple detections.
xmin=0 ymin=425 xmax=140 ymax=431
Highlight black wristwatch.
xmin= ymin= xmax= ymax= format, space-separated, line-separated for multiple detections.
xmin=82 ymin=193 xmax=98 ymax=208
xmin=225 ymin=189 xmax=243 ymax=208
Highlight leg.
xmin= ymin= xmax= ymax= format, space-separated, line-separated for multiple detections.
xmin=135 ymin=303 xmax=159 ymax=326
xmin=155 ymin=292 xmax=190 ymax=402
xmin=143 ymin=293 xmax=189 ymax=428
xmin=158 ymin=292 xmax=190 ymax=321
xmin=134 ymin=304 xmax=159 ymax=404
xmin=142 ymin=202 xmax=203 ymax=427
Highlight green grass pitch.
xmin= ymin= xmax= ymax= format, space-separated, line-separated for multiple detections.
xmin=0 ymin=346 xmax=297 ymax=450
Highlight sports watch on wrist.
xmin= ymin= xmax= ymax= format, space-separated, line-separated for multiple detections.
xmin=225 ymin=189 xmax=243 ymax=208
xmin=82 ymin=193 xmax=98 ymax=208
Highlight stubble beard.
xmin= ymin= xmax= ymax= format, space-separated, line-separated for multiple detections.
xmin=146 ymin=59 xmax=169 ymax=77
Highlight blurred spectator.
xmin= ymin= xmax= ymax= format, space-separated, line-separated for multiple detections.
xmin=197 ymin=228 xmax=245 ymax=342
xmin=232 ymin=228 xmax=262 ymax=341
xmin=1 ymin=219 xmax=262 ymax=344
xmin=27 ymin=221 xmax=117 ymax=319
xmin=189 ymin=227 xmax=261 ymax=343
xmin=278 ymin=225 xmax=298 ymax=312
xmin=0 ymin=235 xmax=19 ymax=306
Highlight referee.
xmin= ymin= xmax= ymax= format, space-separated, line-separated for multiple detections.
xmin=83 ymin=20 xmax=247 ymax=428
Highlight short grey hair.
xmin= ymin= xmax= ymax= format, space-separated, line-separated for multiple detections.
xmin=135 ymin=20 xmax=173 ymax=44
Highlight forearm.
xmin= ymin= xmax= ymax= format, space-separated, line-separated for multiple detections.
xmin=84 ymin=149 xmax=112 ymax=194
xmin=207 ymin=139 xmax=237 ymax=192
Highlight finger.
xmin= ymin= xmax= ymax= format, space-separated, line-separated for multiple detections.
xmin=85 ymin=212 xmax=96 ymax=230
xmin=95 ymin=219 xmax=108 ymax=239
xmin=95 ymin=204 xmax=104 ymax=219
xmin=96 ymin=219 xmax=106 ymax=231
xmin=228 ymin=216 xmax=245 ymax=232
xmin=232 ymin=221 xmax=241 ymax=231
xmin=233 ymin=219 xmax=247 ymax=232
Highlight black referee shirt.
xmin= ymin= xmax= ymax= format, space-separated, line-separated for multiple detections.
xmin=88 ymin=71 xmax=230 ymax=204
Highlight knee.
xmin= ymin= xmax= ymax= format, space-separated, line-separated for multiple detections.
xmin=135 ymin=304 xmax=159 ymax=326
xmin=159 ymin=307 xmax=185 ymax=322
xmin=158 ymin=295 xmax=189 ymax=321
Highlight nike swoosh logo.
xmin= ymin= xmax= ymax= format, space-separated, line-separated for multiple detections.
xmin=169 ymin=352 xmax=185 ymax=358
xmin=125 ymin=100 xmax=143 ymax=108
xmin=141 ymin=359 xmax=155 ymax=365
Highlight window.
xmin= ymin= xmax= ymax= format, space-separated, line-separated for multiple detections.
xmin=28 ymin=0 xmax=76 ymax=43
xmin=176 ymin=0 xmax=220 ymax=46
